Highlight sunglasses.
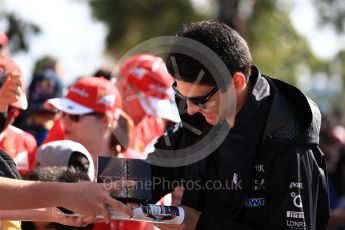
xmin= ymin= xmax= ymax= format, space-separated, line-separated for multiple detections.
xmin=172 ymin=82 xmax=218 ymax=109
xmin=61 ymin=111 xmax=101 ymax=122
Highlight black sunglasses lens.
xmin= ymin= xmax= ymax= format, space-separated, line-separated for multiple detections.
xmin=62 ymin=112 xmax=80 ymax=122
xmin=172 ymin=82 xmax=217 ymax=109
xmin=69 ymin=115 xmax=80 ymax=122
xmin=189 ymin=98 xmax=202 ymax=106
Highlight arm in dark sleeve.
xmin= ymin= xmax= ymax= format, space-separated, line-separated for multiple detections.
xmin=148 ymin=123 xmax=196 ymax=203
xmin=0 ymin=150 xmax=21 ymax=179
xmin=0 ymin=112 xmax=21 ymax=179
xmin=149 ymin=151 xmax=188 ymax=203
xmin=197 ymin=144 xmax=329 ymax=230
xmin=150 ymin=164 xmax=175 ymax=203
xmin=266 ymin=145 xmax=329 ymax=230
xmin=0 ymin=112 xmax=7 ymax=134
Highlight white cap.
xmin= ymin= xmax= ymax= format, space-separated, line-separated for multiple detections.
xmin=139 ymin=96 xmax=181 ymax=123
xmin=35 ymin=140 xmax=95 ymax=181
xmin=47 ymin=98 xmax=93 ymax=115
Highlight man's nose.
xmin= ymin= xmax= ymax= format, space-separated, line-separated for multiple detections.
xmin=186 ymin=101 xmax=201 ymax=115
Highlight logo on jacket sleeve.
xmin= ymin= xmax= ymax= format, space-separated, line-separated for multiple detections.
xmin=232 ymin=173 xmax=239 ymax=185
xmin=286 ymin=220 xmax=306 ymax=230
xmin=286 ymin=211 xmax=304 ymax=219
xmin=289 ymin=182 xmax=303 ymax=189
xmin=245 ymin=198 xmax=265 ymax=207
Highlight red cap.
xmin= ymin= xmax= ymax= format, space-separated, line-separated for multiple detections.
xmin=47 ymin=77 xmax=121 ymax=118
xmin=120 ymin=54 xmax=174 ymax=99
xmin=118 ymin=54 xmax=180 ymax=123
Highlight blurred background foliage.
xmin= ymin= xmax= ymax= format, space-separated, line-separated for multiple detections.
xmin=86 ymin=0 xmax=341 ymax=83
xmin=0 ymin=2 xmax=40 ymax=53
xmin=1 ymin=0 xmax=345 ymax=117
xmin=87 ymin=0 xmax=345 ymax=116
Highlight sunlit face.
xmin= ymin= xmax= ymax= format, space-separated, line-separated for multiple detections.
xmin=175 ymin=79 xmax=235 ymax=126
xmin=60 ymin=112 xmax=109 ymax=146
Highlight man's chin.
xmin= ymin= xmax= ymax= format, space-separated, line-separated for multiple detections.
xmin=205 ymin=116 xmax=219 ymax=126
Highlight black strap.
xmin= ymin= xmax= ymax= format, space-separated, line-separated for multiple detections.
xmin=0 ymin=150 xmax=21 ymax=179
xmin=0 ymin=112 xmax=7 ymax=134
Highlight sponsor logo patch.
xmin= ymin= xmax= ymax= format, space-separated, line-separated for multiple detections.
xmin=232 ymin=173 xmax=239 ymax=185
xmin=255 ymin=164 xmax=265 ymax=172
xmin=289 ymin=182 xmax=303 ymax=189
xmin=286 ymin=220 xmax=306 ymax=230
xmin=70 ymin=87 xmax=89 ymax=98
xmin=287 ymin=211 xmax=304 ymax=219
xmin=245 ymin=198 xmax=265 ymax=207
xmin=250 ymin=179 xmax=266 ymax=191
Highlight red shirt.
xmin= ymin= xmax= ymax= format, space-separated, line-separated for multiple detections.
xmin=0 ymin=125 xmax=37 ymax=175
xmin=93 ymin=221 xmax=154 ymax=230
xmin=42 ymin=116 xmax=65 ymax=144
xmin=132 ymin=115 xmax=166 ymax=155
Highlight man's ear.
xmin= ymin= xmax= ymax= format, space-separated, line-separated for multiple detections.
xmin=232 ymin=72 xmax=246 ymax=91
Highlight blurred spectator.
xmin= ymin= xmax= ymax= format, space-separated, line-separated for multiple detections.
xmin=116 ymin=54 xmax=180 ymax=156
xmin=93 ymin=68 xmax=112 ymax=81
xmin=41 ymin=77 xmax=134 ymax=147
xmin=0 ymin=33 xmax=10 ymax=56
xmin=22 ymin=166 xmax=92 ymax=230
xmin=35 ymin=140 xmax=95 ymax=181
xmin=41 ymin=115 xmax=65 ymax=144
xmin=116 ymin=54 xmax=183 ymax=209
xmin=32 ymin=55 xmax=64 ymax=79
xmin=333 ymin=125 xmax=345 ymax=146
xmin=28 ymin=70 xmax=64 ymax=112
xmin=0 ymin=67 xmax=133 ymax=226
xmin=0 ymin=55 xmax=31 ymax=229
xmin=46 ymin=77 xmax=150 ymax=230
xmin=0 ymin=106 xmax=37 ymax=176
xmin=0 ymin=56 xmax=37 ymax=176
xmin=22 ymin=70 xmax=63 ymax=145
xmin=46 ymin=77 xmax=126 ymax=164
xmin=320 ymin=117 xmax=345 ymax=230
xmin=42 ymin=68 xmax=115 ymax=145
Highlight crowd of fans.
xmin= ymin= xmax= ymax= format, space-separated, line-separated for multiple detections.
xmin=0 ymin=32 xmax=180 ymax=230
xmin=1 ymin=23 xmax=345 ymax=229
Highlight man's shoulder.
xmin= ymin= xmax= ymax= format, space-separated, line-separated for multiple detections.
xmin=5 ymin=125 xmax=37 ymax=145
xmin=262 ymin=77 xmax=321 ymax=145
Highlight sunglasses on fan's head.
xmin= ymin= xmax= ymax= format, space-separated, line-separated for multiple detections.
xmin=172 ymin=82 xmax=218 ymax=109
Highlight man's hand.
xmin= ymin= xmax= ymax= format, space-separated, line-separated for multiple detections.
xmin=154 ymin=206 xmax=201 ymax=230
xmin=0 ymin=72 xmax=23 ymax=112
xmin=61 ymin=181 xmax=136 ymax=224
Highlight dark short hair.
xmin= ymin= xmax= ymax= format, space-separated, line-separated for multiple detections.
xmin=25 ymin=166 xmax=89 ymax=182
xmin=23 ymin=167 xmax=92 ymax=230
xmin=93 ymin=68 xmax=112 ymax=80
xmin=166 ymin=21 xmax=252 ymax=90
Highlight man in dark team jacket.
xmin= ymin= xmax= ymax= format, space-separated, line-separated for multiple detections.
xmin=147 ymin=21 xmax=329 ymax=229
